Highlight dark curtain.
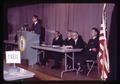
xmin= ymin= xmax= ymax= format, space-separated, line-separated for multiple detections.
xmin=107 ymin=4 xmax=117 ymax=80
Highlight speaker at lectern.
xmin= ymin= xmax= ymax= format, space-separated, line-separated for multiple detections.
xmin=17 ymin=31 xmax=39 ymax=66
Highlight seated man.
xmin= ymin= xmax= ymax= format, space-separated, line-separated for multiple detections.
xmin=63 ymin=30 xmax=75 ymax=69
xmin=51 ymin=31 xmax=64 ymax=69
xmin=81 ymin=27 xmax=99 ymax=74
xmin=72 ymin=31 xmax=86 ymax=69
xmin=63 ymin=30 xmax=74 ymax=46
xmin=39 ymin=31 xmax=63 ymax=69
xmin=85 ymin=28 xmax=99 ymax=60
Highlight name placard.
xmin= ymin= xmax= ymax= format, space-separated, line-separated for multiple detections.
xmin=6 ymin=51 xmax=21 ymax=64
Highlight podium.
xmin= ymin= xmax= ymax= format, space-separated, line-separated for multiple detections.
xmin=17 ymin=31 xmax=39 ymax=66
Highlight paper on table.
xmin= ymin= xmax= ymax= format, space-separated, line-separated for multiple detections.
xmin=52 ymin=45 xmax=60 ymax=48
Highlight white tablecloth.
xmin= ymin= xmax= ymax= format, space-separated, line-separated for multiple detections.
xmin=4 ymin=67 xmax=35 ymax=81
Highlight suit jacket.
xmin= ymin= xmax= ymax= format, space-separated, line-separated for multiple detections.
xmin=63 ymin=38 xmax=74 ymax=46
xmin=86 ymin=36 xmax=99 ymax=55
xmin=31 ymin=22 xmax=45 ymax=43
xmin=73 ymin=36 xmax=86 ymax=49
xmin=52 ymin=37 xmax=63 ymax=47
xmin=31 ymin=22 xmax=41 ymax=34
xmin=52 ymin=36 xmax=64 ymax=61
xmin=40 ymin=26 xmax=45 ymax=43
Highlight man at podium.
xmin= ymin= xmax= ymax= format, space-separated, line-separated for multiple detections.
xmin=31 ymin=15 xmax=45 ymax=45
xmin=31 ymin=15 xmax=46 ymax=66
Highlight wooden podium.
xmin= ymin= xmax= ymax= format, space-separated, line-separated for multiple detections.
xmin=17 ymin=31 xmax=39 ymax=66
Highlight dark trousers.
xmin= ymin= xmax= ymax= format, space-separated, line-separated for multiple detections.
xmin=39 ymin=51 xmax=49 ymax=65
xmin=39 ymin=51 xmax=63 ymax=67
xmin=52 ymin=52 xmax=63 ymax=67
xmin=76 ymin=50 xmax=98 ymax=70
xmin=74 ymin=52 xmax=86 ymax=68
xmin=83 ymin=49 xmax=97 ymax=61
xmin=66 ymin=53 xmax=73 ymax=67
xmin=66 ymin=52 xmax=85 ymax=69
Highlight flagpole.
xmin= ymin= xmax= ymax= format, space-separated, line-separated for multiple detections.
xmin=104 ymin=3 xmax=110 ymax=72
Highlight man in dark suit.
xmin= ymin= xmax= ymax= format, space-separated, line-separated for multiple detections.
xmin=72 ymin=32 xmax=86 ymax=49
xmin=31 ymin=15 xmax=45 ymax=66
xmin=81 ymin=28 xmax=99 ymax=74
xmin=51 ymin=31 xmax=63 ymax=69
xmin=31 ymin=15 xmax=45 ymax=44
xmin=72 ymin=31 xmax=86 ymax=69
xmin=63 ymin=30 xmax=75 ymax=46
xmin=63 ymin=30 xmax=75 ymax=69
xmin=52 ymin=31 xmax=63 ymax=46
xmin=39 ymin=31 xmax=63 ymax=68
xmin=84 ymin=28 xmax=99 ymax=60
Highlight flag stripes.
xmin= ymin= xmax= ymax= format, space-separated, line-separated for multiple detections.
xmin=98 ymin=3 xmax=110 ymax=80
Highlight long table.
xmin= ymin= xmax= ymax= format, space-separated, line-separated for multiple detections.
xmin=31 ymin=44 xmax=82 ymax=78
xmin=3 ymin=40 xmax=18 ymax=51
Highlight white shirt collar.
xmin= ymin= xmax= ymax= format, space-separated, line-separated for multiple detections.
xmin=92 ymin=36 xmax=97 ymax=39
xmin=34 ymin=21 xmax=38 ymax=25
xmin=55 ymin=37 xmax=59 ymax=40
xmin=68 ymin=37 xmax=71 ymax=40
xmin=75 ymin=39 xmax=78 ymax=44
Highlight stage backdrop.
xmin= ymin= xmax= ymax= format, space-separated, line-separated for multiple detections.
xmin=7 ymin=3 xmax=114 ymax=44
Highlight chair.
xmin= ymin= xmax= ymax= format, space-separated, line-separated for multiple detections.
xmin=86 ymin=57 xmax=99 ymax=76
xmin=76 ymin=63 xmax=83 ymax=76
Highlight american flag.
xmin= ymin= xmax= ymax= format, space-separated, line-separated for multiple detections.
xmin=98 ymin=3 xmax=110 ymax=80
